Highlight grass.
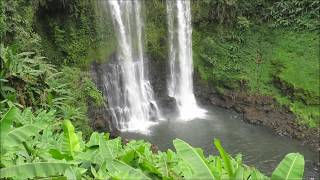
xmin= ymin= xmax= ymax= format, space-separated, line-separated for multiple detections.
xmin=272 ymin=31 xmax=319 ymax=103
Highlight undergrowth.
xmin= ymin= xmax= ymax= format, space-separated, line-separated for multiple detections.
xmin=0 ymin=45 xmax=104 ymax=138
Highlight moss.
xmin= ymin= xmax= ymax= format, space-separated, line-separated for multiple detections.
xmin=35 ymin=0 xmax=116 ymax=68
xmin=144 ymin=0 xmax=167 ymax=62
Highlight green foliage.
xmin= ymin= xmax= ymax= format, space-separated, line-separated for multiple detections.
xmin=1 ymin=0 xmax=115 ymax=68
xmin=145 ymin=0 xmax=168 ymax=61
xmin=62 ymin=120 xmax=81 ymax=158
xmin=237 ymin=16 xmax=251 ymax=30
xmin=107 ymin=160 xmax=152 ymax=180
xmin=193 ymin=24 xmax=319 ymax=127
xmin=270 ymin=0 xmax=319 ymax=30
xmin=0 ymin=162 xmax=70 ymax=179
xmin=83 ymin=77 xmax=105 ymax=106
xmin=0 ymin=0 xmax=41 ymax=52
xmin=272 ymin=31 xmax=319 ymax=104
xmin=0 ymin=1 xmax=313 ymax=179
xmin=0 ymin=109 xmax=304 ymax=179
xmin=144 ymin=0 xmax=319 ymax=128
xmin=271 ymin=153 xmax=305 ymax=180
xmin=49 ymin=67 xmax=104 ymax=137
xmin=214 ymin=138 xmax=234 ymax=178
xmin=0 ymin=45 xmax=56 ymax=109
xmin=173 ymin=139 xmax=214 ymax=179
xmin=7 ymin=124 xmax=43 ymax=146
xmin=35 ymin=0 xmax=116 ymax=67
xmin=0 ymin=106 xmax=19 ymax=136
xmin=0 ymin=45 xmax=104 ymax=137
xmin=191 ymin=0 xmax=268 ymax=27
xmin=270 ymin=31 xmax=319 ymax=127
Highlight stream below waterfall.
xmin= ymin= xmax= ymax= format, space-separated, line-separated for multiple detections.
xmin=121 ymin=106 xmax=319 ymax=178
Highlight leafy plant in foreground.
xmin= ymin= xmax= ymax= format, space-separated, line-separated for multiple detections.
xmin=0 ymin=107 xmax=306 ymax=179
xmin=271 ymin=153 xmax=305 ymax=180
xmin=173 ymin=139 xmax=214 ymax=179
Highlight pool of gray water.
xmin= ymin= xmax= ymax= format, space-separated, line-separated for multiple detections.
xmin=121 ymin=106 xmax=319 ymax=179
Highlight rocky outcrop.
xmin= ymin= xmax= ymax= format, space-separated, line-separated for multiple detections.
xmin=88 ymin=60 xmax=120 ymax=138
xmin=147 ymin=56 xmax=178 ymax=115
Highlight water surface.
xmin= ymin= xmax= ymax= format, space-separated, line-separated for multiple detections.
xmin=121 ymin=106 xmax=319 ymax=178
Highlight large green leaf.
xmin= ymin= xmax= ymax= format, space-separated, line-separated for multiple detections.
xmin=157 ymin=152 xmax=170 ymax=178
xmin=234 ymin=166 xmax=244 ymax=180
xmin=214 ymin=138 xmax=234 ymax=178
xmin=77 ymin=136 xmax=122 ymax=166
xmin=0 ymin=106 xmax=19 ymax=136
xmin=86 ymin=132 xmax=101 ymax=147
xmin=100 ymin=136 xmax=121 ymax=160
xmin=250 ymin=169 xmax=268 ymax=180
xmin=0 ymin=162 xmax=70 ymax=179
xmin=6 ymin=124 xmax=43 ymax=146
xmin=62 ymin=120 xmax=80 ymax=158
xmin=173 ymin=139 xmax=215 ymax=179
xmin=271 ymin=153 xmax=304 ymax=180
xmin=107 ymin=160 xmax=151 ymax=180
xmin=91 ymin=162 xmax=111 ymax=179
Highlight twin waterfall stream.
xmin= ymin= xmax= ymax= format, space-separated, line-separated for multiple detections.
xmin=97 ymin=1 xmax=318 ymax=177
xmin=105 ymin=0 xmax=206 ymax=132
xmin=166 ymin=0 xmax=206 ymax=120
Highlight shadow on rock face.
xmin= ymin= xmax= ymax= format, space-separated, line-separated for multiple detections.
xmin=88 ymin=60 xmax=119 ymax=137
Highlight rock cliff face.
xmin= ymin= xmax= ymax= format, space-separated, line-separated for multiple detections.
xmin=88 ymin=59 xmax=120 ymax=138
xmin=147 ymin=55 xmax=178 ymax=116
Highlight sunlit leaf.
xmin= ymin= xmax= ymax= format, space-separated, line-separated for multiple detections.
xmin=173 ymin=139 xmax=215 ymax=179
xmin=271 ymin=153 xmax=304 ymax=180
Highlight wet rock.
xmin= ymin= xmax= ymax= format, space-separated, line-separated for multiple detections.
xmin=151 ymin=144 xmax=159 ymax=153
xmin=88 ymin=60 xmax=118 ymax=135
xmin=122 ymin=138 xmax=130 ymax=145
xmin=110 ymin=129 xmax=121 ymax=139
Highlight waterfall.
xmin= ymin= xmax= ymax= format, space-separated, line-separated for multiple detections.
xmin=105 ymin=0 xmax=162 ymax=132
xmin=166 ymin=0 xmax=206 ymax=120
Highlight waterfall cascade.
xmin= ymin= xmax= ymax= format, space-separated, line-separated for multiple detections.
xmin=166 ymin=0 xmax=206 ymax=120
xmin=105 ymin=0 xmax=162 ymax=132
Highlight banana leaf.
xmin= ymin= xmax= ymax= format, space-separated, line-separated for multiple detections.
xmin=173 ymin=139 xmax=215 ymax=179
xmin=0 ymin=162 xmax=70 ymax=179
xmin=271 ymin=153 xmax=304 ymax=180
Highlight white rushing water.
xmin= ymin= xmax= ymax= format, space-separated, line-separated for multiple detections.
xmin=166 ymin=0 xmax=206 ymax=120
xmin=105 ymin=0 xmax=162 ymax=132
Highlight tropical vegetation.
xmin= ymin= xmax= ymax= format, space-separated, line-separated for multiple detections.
xmin=1 ymin=106 xmax=305 ymax=179
xmin=0 ymin=0 xmax=315 ymax=179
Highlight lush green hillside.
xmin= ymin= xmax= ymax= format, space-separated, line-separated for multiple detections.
xmin=193 ymin=26 xmax=319 ymax=127
xmin=0 ymin=0 xmax=106 ymax=136
xmin=145 ymin=0 xmax=319 ymax=127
